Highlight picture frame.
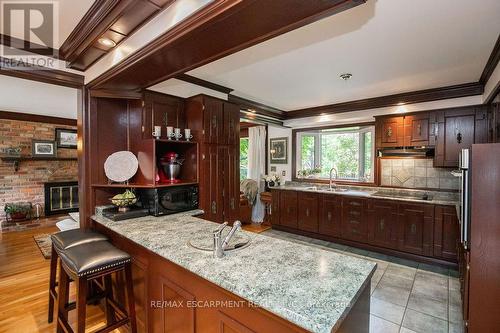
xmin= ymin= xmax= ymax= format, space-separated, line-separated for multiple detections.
xmin=32 ymin=140 xmax=57 ymax=158
xmin=55 ymin=128 xmax=77 ymax=149
xmin=270 ymin=137 xmax=288 ymax=164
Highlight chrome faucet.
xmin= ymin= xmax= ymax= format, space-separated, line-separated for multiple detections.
xmin=213 ymin=220 xmax=242 ymax=258
xmin=329 ymin=167 xmax=338 ymax=190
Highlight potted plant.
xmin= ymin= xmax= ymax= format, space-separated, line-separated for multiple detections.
xmin=4 ymin=202 xmax=32 ymax=221
xmin=263 ymin=173 xmax=281 ymax=190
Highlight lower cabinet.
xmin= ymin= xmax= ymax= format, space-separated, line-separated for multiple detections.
xmin=279 ymin=191 xmax=298 ymax=228
xmin=341 ymin=197 xmax=368 ymax=243
xmin=367 ymin=199 xmax=398 ymax=249
xmin=318 ymin=194 xmax=342 ymax=237
xmin=397 ymin=203 xmax=434 ymax=256
xmin=434 ymin=205 xmax=460 ymax=261
xmin=271 ymin=189 xmax=458 ymax=264
xmin=297 ymin=192 xmax=319 ymax=233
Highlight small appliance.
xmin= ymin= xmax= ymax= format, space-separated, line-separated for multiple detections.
xmin=159 ymin=152 xmax=184 ymax=183
xmin=138 ymin=184 xmax=198 ymax=216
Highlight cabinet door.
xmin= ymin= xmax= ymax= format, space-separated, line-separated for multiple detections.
xmin=203 ymin=98 xmax=223 ymax=144
xmin=201 ymin=144 xmax=224 ymax=223
xmin=223 ymin=102 xmax=240 ymax=145
xmin=297 ymin=192 xmax=318 ymax=233
xmin=341 ymin=197 xmax=368 ymax=242
xmin=443 ymin=115 xmax=475 ymax=166
xmin=433 ymin=205 xmax=459 ymax=261
xmin=270 ymin=190 xmax=280 ymax=226
xmin=368 ymin=199 xmax=398 ymax=249
xmin=225 ymin=145 xmax=240 ymax=223
xmin=279 ymin=191 xmax=297 ymax=228
xmin=319 ymin=194 xmax=341 ymax=237
xmin=405 ymin=113 xmax=430 ymax=146
xmin=397 ymin=203 xmax=434 ymax=256
xmin=143 ymin=92 xmax=182 ymax=139
xmin=131 ymin=258 xmax=149 ymax=333
xmin=376 ymin=116 xmax=404 ymax=148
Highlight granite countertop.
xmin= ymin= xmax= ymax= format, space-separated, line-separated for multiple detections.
xmin=272 ymin=183 xmax=459 ymax=206
xmin=92 ymin=211 xmax=376 ymax=333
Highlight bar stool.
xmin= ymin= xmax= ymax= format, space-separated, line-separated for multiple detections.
xmin=48 ymin=229 xmax=108 ymax=323
xmin=56 ymin=241 xmax=137 ymax=333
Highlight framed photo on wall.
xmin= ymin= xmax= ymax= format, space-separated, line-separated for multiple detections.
xmin=55 ymin=128 xmax=77 ymax=149
xmin=32 ymin=140 xmax=57 ymax=158
xmin=270 ymin=137 xmax=288 ymax=164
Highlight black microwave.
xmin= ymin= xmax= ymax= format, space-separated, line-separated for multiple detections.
xmin=138 ymin=185 xmax=198 ymax=216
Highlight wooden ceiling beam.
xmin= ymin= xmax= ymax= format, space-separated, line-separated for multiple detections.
xmin=176 ymin=74 xmax=233 ymax=94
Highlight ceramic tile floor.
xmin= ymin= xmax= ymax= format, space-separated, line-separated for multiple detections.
xmin=261 ymin=229 xmax=464 ymax=333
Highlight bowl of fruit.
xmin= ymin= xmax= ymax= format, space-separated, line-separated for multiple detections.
xmin=110 ymin=189 xmax=137 ymax=212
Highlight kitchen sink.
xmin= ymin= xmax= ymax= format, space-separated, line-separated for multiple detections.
xmin=188 ymin=232 xmax=251 ymax=252
xmin=371 ymin=191 xmax=433 ymax=201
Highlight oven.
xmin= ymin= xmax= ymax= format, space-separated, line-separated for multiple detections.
xmin=138 ymin=184 xmax=198 ymax=216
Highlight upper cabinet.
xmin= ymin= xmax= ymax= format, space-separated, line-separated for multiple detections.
xmin=433 ymin=106 xmax=488 ymax=167
xmin=142 ymin=91 xmax=185 ymax=140
xmin=404 ymin=112 xmax=432 ymax=146
xmin=375 ymin=112 xmax=432 ymax=148
xmin=185 ymin=95 xmax=240 ymax=145
xmin=375 ymin=116 xmax=405 ymax=148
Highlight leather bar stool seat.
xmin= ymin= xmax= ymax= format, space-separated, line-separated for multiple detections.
xmin=47 ymin=229 xmax=108 ymax=323
xmin=51 ymin=229 xmax=108 ymax=250
xmin=56 ymin=241 xmax=137 ymax=333
xmin=57 ymin=241 xmax=131 ymax=277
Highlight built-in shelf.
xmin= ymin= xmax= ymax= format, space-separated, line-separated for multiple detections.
xmin=154 ymin=139 xmax=197 ymax=145
xmin=91 ymin=181 xmax=198 ymax=189
xmin=1 ymin=156 xmax=78 ymax=172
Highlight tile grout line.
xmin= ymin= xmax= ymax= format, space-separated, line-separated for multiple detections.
xmin=399 ymin=264 xmax=417 ymax=333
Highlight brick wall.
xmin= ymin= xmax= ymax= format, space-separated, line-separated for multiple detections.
xmin=0 ymin=119 xmax=78 ymax=219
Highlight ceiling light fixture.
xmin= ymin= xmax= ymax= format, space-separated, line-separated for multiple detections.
xmin=98 ymin=38 xmax=116 ymax=48
xmin=339 ymin=73 xmax=352 ymax=81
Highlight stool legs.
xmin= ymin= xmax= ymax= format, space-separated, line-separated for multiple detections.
xmin=48 ymin=245 xmax=58 ymax=323
xmin=56 ymin=264 xmax=70 ymax=333
xmin=125 ymin=263 xmax=137 ymax=333
xmin=75 ymin=277 xmax=87 ymax=333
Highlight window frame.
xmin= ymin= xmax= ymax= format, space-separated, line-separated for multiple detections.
xmin=292 ymin=122 xmax=377 ymax=185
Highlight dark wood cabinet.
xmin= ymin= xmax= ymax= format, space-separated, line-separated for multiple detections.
xmin=433 ymin=205 xmax=459 ymax=261
xmin=185 ymin=95 xmax=240 ymax=224
xmin=376 ymin=116 xmax=405 ymax=148
xmin=404 ymin=112 xmax=431 ymax=146
xmin=279 ymin=191 xmax=298 ymax=228
xmin=142 ymin=90 xmax=184 ymax=140
xmin=297 ymin=192 xmax=319 ymax=233
xmin=319 ymin=194 xmax=342 ymax=237
xmin=397 ymin=203 xmax=434 ymax=256
xmin=341 ymin=197 xmax=368 ymax=243
xmin=270 ymin=190 xmax=280 ymax=226
xmin=367 ymin=199 xmax=398 ymax=249
xmin=434 ymin=106 xmax=489 ymax=167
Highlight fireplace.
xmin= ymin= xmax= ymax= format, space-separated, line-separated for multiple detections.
xmin=44 ymin=181 xmax=79 ymax=216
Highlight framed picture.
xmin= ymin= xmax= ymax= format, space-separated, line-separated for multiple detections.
xmin=270 ymin=137 xmax=288 ymax=164
xmin=55 ymin=128 xmax=77 ymax=149
xmin=32 ymin=140 xmax=56 ymax=158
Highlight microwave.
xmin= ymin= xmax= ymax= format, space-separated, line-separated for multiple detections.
xmin=138 ymin=185 xmax=198 ymax=216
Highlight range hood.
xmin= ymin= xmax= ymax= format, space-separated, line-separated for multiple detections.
xmin=377 ymin=147 xmax=435 ymax=157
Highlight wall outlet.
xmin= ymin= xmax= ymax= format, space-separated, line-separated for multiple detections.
xmin=271 ymin=166 xmax=276 ymax=172
xmin=282 ymin=170 xmax=286 ymax=176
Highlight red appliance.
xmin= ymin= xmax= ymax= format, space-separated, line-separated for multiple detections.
xmin=158 ymin=152 xmax=182 ymax=183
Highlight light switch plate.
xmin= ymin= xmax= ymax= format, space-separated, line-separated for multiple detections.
xmin=282 ymin=170 xmax=286 ymax=176
xmin=271 ymin=166 xmax=276 ymax=172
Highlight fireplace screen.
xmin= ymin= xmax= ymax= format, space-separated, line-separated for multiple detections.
xmin=44 ymin=182 xmax=78 ymax=215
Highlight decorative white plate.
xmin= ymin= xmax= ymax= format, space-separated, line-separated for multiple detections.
xmin=104 ymin=151 xmax=138 ymax=183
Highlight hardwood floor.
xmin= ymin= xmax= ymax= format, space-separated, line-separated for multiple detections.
xmin=0 ymin=226 xmax=122 ymax=333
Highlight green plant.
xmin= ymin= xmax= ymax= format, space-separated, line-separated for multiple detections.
xmin=4 ymin=202 xmax=32 ymax=215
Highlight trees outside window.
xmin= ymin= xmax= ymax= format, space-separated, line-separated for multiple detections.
xmin=240 ymin=138 xmax=249 ymax=180
xmin=296 ymin=126 xmax=374 ymax=182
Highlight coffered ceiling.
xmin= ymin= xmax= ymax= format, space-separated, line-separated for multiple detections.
xmin=165 ymin=0 xmax=500 ymax=111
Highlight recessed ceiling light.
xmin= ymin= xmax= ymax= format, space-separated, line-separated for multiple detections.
xmin=339 ymin=73 xmax=352 ymax=81
xmin=98 ymin=38 xmax=116 ymax=47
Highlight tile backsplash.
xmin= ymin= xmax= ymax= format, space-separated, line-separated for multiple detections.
xmin=380 ymin=158 xmax=459 ymax=190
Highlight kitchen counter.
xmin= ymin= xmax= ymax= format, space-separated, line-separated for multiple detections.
xmin=92 ymin=211 xmax=376 ymax=333
xmin=272 ymin=183 xmax=459 ymax=206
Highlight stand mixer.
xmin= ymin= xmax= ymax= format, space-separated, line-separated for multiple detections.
xmin=159 ymin=152 xmax=184 ymax=183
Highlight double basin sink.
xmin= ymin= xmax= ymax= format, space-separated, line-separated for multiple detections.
xmin=295 ymin=186 xmax=433 ymax=201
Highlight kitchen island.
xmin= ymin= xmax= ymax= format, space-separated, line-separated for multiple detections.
xmin=91 ymin=211 xmax=376 ymax=333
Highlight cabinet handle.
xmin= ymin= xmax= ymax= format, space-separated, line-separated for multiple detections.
xmin=163 ymin=112 xmax=168 ymax=126
xmin=350 ymin=201 xmax=361 ymax=206
xmin=211 ymin=201 xmax=217 ymax=214
xmin=417 ymin=124 xmax=422 ymax=136
xmin=411 ymin=223 xmax=416 ymax=234
xmin=434 ymin=123 xmax=438 ymax=137
xmin=456 ymin=132 xmax=462 ymax=144
xmin=230 ymin=198 xmax=235 ymax=210
xmin=380 ymin=219 xmax=385 ymax=230
xmin=386 ymin=126 xmax=393 ymax=138
xmin=306 ymin=208 xmax=310 ymax=217
xmin=350 ymin=210 xmax=361 ymax=216
xmin=212 ymin=115 xmax=217 ymax=129
xmin=327 ymin=211 xmax=332 ymax=221
xmin=287 ymin=207 xmax=291 ymax=214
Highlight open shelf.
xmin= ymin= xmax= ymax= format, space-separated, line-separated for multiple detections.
xmin=91 ymin=181 xmax=198 ymax=188
xmin=1 ymin=156 xmax=78 ymax=171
